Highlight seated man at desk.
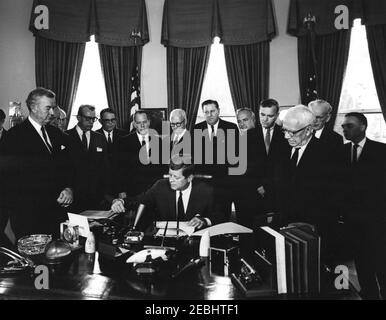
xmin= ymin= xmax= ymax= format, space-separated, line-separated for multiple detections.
xmin=111 ymin=155 xmax=223 ymax=231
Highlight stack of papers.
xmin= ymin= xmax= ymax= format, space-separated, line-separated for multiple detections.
xmin=155 ymin=221 xmax=195 ymax=237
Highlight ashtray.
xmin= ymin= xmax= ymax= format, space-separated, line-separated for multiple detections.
xmin=17 ymin=234 xmax=52 ymax=256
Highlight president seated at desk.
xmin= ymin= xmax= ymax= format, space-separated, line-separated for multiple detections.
xmin=111 ymin=155 xmax=223 ymax=231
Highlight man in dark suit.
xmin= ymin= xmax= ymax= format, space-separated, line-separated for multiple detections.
xmin=279 ymin=105 xmax=332 ymax=238
xmin=193 ymin=100 xmax=239 ymax=219
xmin=113 ymin=110 xmax=166 ymax=206
xmin=308 ymin=99 xmax=343 ymax=149
xmin=233 ymin=108 xmax=265 ymax=227
xmin=255 ymin=99 xmax=291 ymax=214
xmin=96 ymin=108 xmax=126 ymax=164
xmin=0 ymin=109 xmax=10 ymax=244
xmin=169 ymin=109 xmax=191 ymax=158
xmin=342 ymin=112 xmax=386 ymax=300
xmin=111 ymin=156 xmax=222 ymax=231
xmin=0 ymin=109 xmax=7 ymax=145
xmin=0 ymin=88 xmax=73 ymax=239
xmin=66 ymin=105 xmax=111 ymax=212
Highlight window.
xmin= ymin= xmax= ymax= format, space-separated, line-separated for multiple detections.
xmin=68 ymin=36 xmax=109 ymax=130
xmin=335 ymin=19 xmax=386 ymax=143
xmin=196 ymin=38 xmax=237 ymax=125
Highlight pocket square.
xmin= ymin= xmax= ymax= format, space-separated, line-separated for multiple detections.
xmin=97 ymin=147 xmax=103 ymax=152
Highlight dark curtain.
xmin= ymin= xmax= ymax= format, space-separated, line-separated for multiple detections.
xmin=298 ymin=30 xmax=351 ymax=129
xmin=35 ymin=36 xmax=85 ymax=126
xmin=98 ymin=45 xmax=142 ymax=130
xmin=366 ymin=25 xmax=386 ymax=122
xmin=167 ymin=46 xmax=210 ymax=130
xmin=224 ymin=41 xmax=270 ymax=114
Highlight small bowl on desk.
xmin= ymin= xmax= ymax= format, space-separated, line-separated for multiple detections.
xmin=17 ymin=234 xmax=53 ymax=257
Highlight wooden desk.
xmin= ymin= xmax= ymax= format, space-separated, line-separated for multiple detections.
xmin=0 ymin=247 xmax=359 ymax=300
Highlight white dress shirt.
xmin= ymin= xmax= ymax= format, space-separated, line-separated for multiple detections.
xmin=206 ymin=121 xmax=219 ymax=140
xmin=136 ymin=132 xmax=150 ymax=155
xmin=314 ymin=127 xmax=325 ymax=139
xmin=175 ymin=182 xmax=211 ymax=226
xmin=262 ymin=126 xmax=274 ymax=143
xmin=172 ymin=128 xmax=187 ymax=144
xmin=28 ymin=116 xmax=53 ymax=151
xmin=75 ymin=125 xmax=90 ymax=148
xmin=103 ymin=129 xmax=113 ymax=142
xmin=351 ymin=137 xmax=366 ymax=161
xmin=291 ymin=136 xmax=312 ymax=166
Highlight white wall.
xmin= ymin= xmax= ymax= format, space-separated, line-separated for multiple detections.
xmin=270 ymin=0 xmax=300 ymax=106
xmin=0 ymin=0 xmax=35 ymax=130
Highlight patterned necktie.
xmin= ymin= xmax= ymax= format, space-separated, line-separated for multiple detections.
xmin=265 ymin=128 xmax=271 ymax=154
xmin=177 ymin=191 xmax=185 ymax=221
xmin=41 ymin=126 xmax=53 ymax=153
xmin=82 ymin=131 xmax=88 ymax=150
xmin=352 ymin=144 xmax=359 ymax=163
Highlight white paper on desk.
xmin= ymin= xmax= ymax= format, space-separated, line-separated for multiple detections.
xmin=79 ymin=210 xmax=117 ymax=220
xmin=126 ymin=248 xmax=169 ymax=264
xmin=67 ymin=212 xmax=90 ymax=237
xmin=192 ymin=222 xmax=253 ymax=237
xmin=155 ymin=229 xmax=188 ymax=237
xmin=155 ymin=221 xmax=195 ymax=237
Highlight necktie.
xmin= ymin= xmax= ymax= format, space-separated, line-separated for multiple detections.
xmin=82 ymin=131 xmax=88 ymax=150
xmin=210 ymin=125 xmax=215 ymax=140
xmin=352 ymin=144 xmax=359 ymax=163
xmin=141 ymin=136 xmax=146 ymax=147
xmin=177 ymin=191 xmax=185 ymax=221
xmin=265 ymin=128 xmax=271 ymax=154
xmin=291 ymin=147 xmax=300 ymax=169
xmin=107 ymin=132 xmax=112 ymax=145
xmin=41 ymin=126 xmax=53 ymax=153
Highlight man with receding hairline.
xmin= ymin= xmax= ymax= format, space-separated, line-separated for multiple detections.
xmin=66 ymin=104 xmax=111 ymax=212
xmin=0 ymin=87 xmax=74 ymax=238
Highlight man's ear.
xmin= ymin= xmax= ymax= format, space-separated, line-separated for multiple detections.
xmin=187 ymin=174 xmax=194 ymax=183
xmin=326 ymin=113 xmax=331 ymax=123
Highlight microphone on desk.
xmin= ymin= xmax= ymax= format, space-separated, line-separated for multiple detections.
xmin=133 ymin=203 xmax=145 ymax=230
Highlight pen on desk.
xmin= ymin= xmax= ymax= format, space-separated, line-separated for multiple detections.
xmin=161 ymin=220 xmax=168 ymax=247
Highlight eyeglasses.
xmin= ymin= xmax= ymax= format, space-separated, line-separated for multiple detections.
xmin=282 ymin=125 xmax=309 ymax=137
xmin=81 ymin=115 xmax=98 ymax=122
xmin=170 ymin=120 xmax=185 ymax=128
xmin=101 ymin=118 xmax=116 ymax=123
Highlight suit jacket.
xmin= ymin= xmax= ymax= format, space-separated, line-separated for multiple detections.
xmin=114 ymin=131 xmax=167 ymax=197
xmin=193 ymin=119 xmax=239 ymax=178
xmin=139 ymin=179 xmax=223 ymax=230
xmin=0 ymin=128 xmax=7 ymax=147
xmin=65 ymin=127 xmax=110 ymax=210
xmin=343 ymin=139 xmax=386 ymax=224
xmin=278 ymin=136 xmax=332 ymax=229
xmin=255 ymin=124 xmax=291 ymax=211
xmin=95 ymin=127 xmax=126 ymax=160
xmin=0 ymin=119 xmax=74 ymax=236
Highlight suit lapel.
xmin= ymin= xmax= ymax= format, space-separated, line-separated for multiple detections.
xmin=167 ymin=187 xmax=177 ymax=220
xmin=25 ymin=119 xmax=51 ymax=155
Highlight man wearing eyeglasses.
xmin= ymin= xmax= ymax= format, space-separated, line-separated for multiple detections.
xmin=66 ymin=105 xmax=111 ymax=212
xmin=49 ymin=106 xmax=67 ymax=132
xmin=96 ymin=108 xmax=126 ymax=163
xmin=169 ymin=109 xmax=189 ymax=158
xmin=279 ymin=105 xmax=333 ymax=242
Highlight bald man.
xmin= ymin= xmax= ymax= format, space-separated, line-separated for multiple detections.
xmin=50 ymin=106 xmax=67 ymax=132
xmin=308 ymin=99 xmax=343 ymax=149
xmin=279 ymin=105 xmax=333 ymax=244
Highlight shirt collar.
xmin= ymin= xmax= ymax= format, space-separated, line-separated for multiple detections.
xmin=178 ymin=181 xmax=192 ymax=196
xmin=207 ymin=120 xmax=219 ymax=131
xmin=352 ymin=137 xmax=366 ymax=148
xmin=28 ymin=115 xmax=43 ymax=131
xmin=76 ymin=125 xmax=89 ymax=135
xmin=173 ymin=128 xmax=187 ymax=141
xmin=103 ymin=129 xmax=113 ymax=137
xmin=314 ymin=127 xmax=324 ymax=139
xmin=136 ymin=132 xmax=149 ymax=142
